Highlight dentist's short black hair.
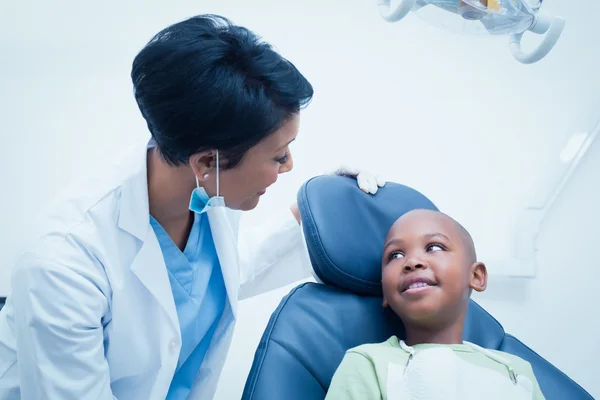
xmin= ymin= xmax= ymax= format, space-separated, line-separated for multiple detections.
xmin=131 ymin=14 xmax=313 ymax=168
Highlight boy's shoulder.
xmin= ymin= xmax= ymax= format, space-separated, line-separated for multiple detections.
xmin=348 ymin=335 xmax=399 ymax=350
xmin=486 ymin=349 xmax=536 ymax=373
xmin=484 ymin=349 xmax=544 ymax=396
xmin=346 ymin=336 xmax=404 ymax=360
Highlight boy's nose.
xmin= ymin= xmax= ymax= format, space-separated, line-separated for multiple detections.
xmin=404 ymin=257 xmax=427 ymax=272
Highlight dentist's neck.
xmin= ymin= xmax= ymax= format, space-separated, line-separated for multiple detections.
xmin=147 ymin=148 xmax=196 ymax=247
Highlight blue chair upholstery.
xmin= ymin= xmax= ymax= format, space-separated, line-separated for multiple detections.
xmin=242 ymin=175 xmax=593 ymax=400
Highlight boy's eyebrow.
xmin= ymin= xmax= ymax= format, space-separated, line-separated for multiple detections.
xmin=424 ymin=233 xmax=451 ymax=242
xmin=383 ymin=233 xmax=451 ymax=250
xmin=383 ymin=238 xmax=403 ymax=250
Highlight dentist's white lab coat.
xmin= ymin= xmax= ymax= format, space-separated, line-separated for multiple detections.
xmin=0 ymin=138 xmax=313 ymax=400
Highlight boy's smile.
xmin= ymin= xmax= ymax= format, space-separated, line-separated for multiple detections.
xmin=400 ymin=275 xmax=438 ymax=295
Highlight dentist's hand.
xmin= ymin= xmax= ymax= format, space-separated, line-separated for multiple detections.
xmin=333 ymin=166 xmax=386 ymax=195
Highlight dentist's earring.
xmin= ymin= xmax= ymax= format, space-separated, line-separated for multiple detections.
xmin=203 ymin=173 xmax=209 ymax=179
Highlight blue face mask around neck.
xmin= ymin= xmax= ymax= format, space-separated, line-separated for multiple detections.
xmin=189 ymin=150 xmax=225 ymax=213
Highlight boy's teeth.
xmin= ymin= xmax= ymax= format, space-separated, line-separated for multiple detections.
xmin=408 ymin=282 xmax=430 ymax=290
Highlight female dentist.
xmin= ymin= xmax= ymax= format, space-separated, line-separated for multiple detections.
xmin=0 ymin=14 xmax=384 ymax=400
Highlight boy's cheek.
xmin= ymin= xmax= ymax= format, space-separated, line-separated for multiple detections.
xmin=381 ymin=278 xmax=398 ymax=297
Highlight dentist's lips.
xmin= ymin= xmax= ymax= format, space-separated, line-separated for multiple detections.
xmin=257 ymin=190 xmax=266 ymax=196
xmin=400 ymin=276 xmax=438 ymax=295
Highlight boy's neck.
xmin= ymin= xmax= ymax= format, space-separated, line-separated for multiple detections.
xmin=404 ymin=319 xmax=464 ymax=346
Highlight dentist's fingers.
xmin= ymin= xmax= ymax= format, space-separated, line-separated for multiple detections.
xmin=356 ymin=172 xmax=369 ymax=193
xmin=335 ymin=165 xmax=360 ymax=177
xmin=357 ymin=172 xmax=379 ymax=194
xmin=366 ymin=173 xmax=378 ymax=194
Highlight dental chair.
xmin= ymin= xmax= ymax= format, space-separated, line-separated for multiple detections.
xmin=241 ymin=175 xmax=593 ymax=400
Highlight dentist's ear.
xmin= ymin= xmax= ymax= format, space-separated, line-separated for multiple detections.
xmin=469 ymin=262 xmax=488 ymax=293
xmin=190 ymin=151 xmax=215 ymax=181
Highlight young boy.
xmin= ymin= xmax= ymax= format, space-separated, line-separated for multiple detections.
xmin=325 ymin=209 xmax=545 ymax=400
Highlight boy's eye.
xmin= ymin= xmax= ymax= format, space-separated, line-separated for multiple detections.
xmin=427 ymin=243 xmax=444 ymax=252
xmin=388 ymin=251 xmax=404 ymax=261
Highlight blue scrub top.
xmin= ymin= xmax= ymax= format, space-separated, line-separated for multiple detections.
xmin=150 ymin=211 xmax=226 ymax=399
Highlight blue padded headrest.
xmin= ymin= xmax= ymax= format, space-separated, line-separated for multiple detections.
xmin=297 ymin=175 xmax=438 ymax=296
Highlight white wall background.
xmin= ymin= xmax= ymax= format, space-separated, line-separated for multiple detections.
xmin=1 ymin=0 xmax=598 ymax=398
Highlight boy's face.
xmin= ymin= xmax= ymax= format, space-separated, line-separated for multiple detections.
xmin=381 ymin=209 xmax=487 ymax=329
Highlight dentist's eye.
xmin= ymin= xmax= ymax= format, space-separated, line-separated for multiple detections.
xmin=427 ymin=243 xmax=445 ymax=252
xmin=275 ymin=152 xmax=289 ymax=164
xmin=388 ymin=251 xmax=405 ymax=261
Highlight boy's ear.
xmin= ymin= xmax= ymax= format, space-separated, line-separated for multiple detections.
xmin=469 ymin=262 xmax=487 ymax=292
xmin=382 ymin=298 xmax=389 ymax=308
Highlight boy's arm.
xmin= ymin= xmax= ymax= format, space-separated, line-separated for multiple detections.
xmin=325 ymin=351 xmax=382 ymax=400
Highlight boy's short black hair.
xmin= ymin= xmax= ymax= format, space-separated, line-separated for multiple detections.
xmin=131 ymin=14 xmax=314 ymax=168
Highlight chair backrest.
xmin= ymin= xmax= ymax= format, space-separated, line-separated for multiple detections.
xmin=242 ymin=176 xmax=593 ymax=400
